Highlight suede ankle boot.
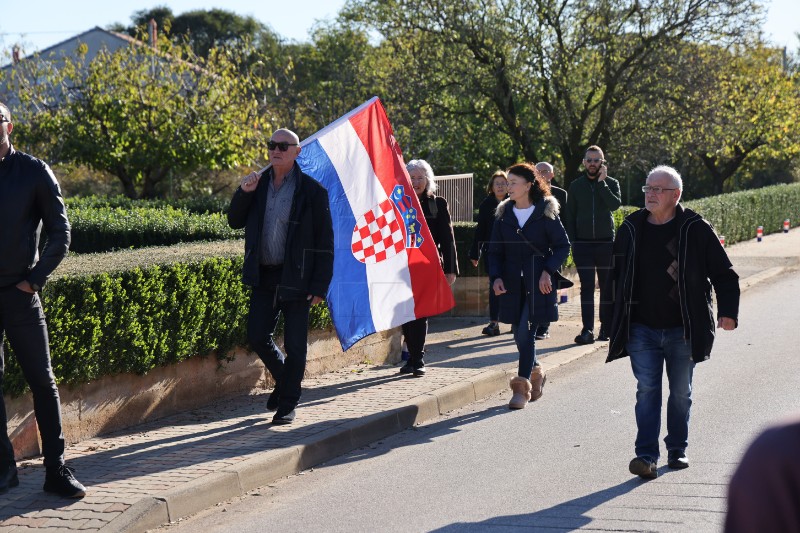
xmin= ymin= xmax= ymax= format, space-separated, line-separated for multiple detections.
xmin=530 ymin=366 xmax=546 ymax=401
xmin=509 ymin=376 xmax=532 ymax=409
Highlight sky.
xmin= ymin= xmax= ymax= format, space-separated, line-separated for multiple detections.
xmin=0 ymin=0 xmax=798 ymax=55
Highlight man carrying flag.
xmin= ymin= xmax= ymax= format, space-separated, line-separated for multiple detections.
xmin=228 ymin=128 xmax=334 ymax=425
xmin=296 ymin=97 xmax=455 ymax=353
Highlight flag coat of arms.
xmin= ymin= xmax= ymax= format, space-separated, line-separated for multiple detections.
xmin=297 ymin=97 xmax=455 ymax=350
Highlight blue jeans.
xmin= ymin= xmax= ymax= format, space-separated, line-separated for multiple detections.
xmin=628 ymin=323 xmax=695 ymax=462
xmin=514 ymin=299 xmax=539 ymax=378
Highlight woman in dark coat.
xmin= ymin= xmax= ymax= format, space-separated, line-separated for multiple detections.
xmin=488 ymin=163 xmax=570 ymax=408
xmin=469 ymin=170 xmax=508 ymax=336
xmin=399 ymin=159 xmax=459 ymax=377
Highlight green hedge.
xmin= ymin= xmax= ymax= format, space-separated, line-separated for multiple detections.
xmin=65 ymin=205 xmax=242 ymax=253
xmin=3 ymin=242 xmax=333 ymax=397
xmin=683 ymin=183 xmax=800 ymax=245
xmin=66 ymin=195 xmax=229 ymax=214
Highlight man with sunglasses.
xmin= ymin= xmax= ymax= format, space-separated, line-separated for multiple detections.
xmin=564 ymin=145 xmax=622 ymax=345
xmin=228 ymin=128 xmax=333 ymax=425
xmin=0 ymin=102 xmax=86 ymax=497
xmin=606 ymin=165 xmax=739 ymax=480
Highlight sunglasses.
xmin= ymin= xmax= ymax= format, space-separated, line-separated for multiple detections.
xmin=267 ymin=141 xmax=298 ymax=152
xmin=584 ymin=158 xmax=606 ymax=164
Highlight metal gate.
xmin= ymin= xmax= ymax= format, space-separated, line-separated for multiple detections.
xmin=435 ymin=173 xmax=474 ymax=223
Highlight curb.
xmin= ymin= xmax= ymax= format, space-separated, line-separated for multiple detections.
xmin=100 ymin=265 xmax=789 ymax=532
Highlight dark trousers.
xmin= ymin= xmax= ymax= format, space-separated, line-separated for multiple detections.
xmin=401 ymin=317 xmax=428 ymax=367
xmin=482 ymin=258 xmax=499 ymax=322
xmin=488 ymin=279 xmax=500 ymax=322
xmin=572 ymin=241 xmax=614 ymax=332
xmin=0 ymin=286 xmax=65 ymax=467
xmin=247 ymin=267 xmax=310 ymax=411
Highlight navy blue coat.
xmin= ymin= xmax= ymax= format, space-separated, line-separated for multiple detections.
xmin=488 ymin=197 xmax=571 ymax=326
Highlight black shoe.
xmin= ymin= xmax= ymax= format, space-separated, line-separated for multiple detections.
xmin=574 ymin=329 xmax=595 ymax=345
xmin=667 ymin=450 xmax=689 ymax=469
xmin=272 ymin=408 xmax=296 ymax=425
xmin=412 ymin=366 xmax=426 ymax=377
xmin=267 ymin=388 xmax=281 ymax=411
xmin=628 ymin=457 xmax=658 ymax=479
xmin=0 ymin=462 xmax=19 ymax=494
xmin=596 ymin=326 xmax=609 ymax=342
xmin=481 ymin=322 xmax=500 ymax=336
xmin=43 ymin=465 xmax=86 ymax=498
xmin=398 ymin=362 xmax=414 ymax=374
xmin=534 ymin=327 xmax=550 ymax=340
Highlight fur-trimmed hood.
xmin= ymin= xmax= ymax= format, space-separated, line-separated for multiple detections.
xmin=495 ymin=196 xmax=560 ymax=220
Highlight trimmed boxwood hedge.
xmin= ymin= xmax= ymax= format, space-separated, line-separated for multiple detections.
xmin=66 ymin=205 xmax=242 ymax=253
xmin=3 ymin=242 xmax=333 ymax=397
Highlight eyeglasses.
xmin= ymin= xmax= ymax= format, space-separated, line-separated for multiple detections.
xmin=584 ymin=158 xmax=605 ymax=164
xmin=267 ymin=141 xmax=298 ymax=152
xmin=642 ymin=186 xmax=678 ymax=194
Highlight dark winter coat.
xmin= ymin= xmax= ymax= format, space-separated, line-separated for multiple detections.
xmin=228 ymin=163 xmax=334 ymax=300
xmin=550 ymin=185 xmax=567 ymax=213
xmin=418 ymin=191 xmax=459 ymax=275
xmin=606 ymin=205 xmax=740 ymax=364
xmin=468 ymin=194 xmax=502 ymax=266
xmin=564 ymin=174 xmax=621 ymax=242
xmin=487 ymin=196 xmax=571 ymax=326
xmin=0 ymin=145 xmax=70 ymax=289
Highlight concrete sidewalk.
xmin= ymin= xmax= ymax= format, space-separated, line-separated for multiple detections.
xmin=1 ymin=228 xmax=798 ymax=533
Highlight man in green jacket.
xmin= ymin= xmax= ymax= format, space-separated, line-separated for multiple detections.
xmin=564 ymin=146 xmax=622 ymax=345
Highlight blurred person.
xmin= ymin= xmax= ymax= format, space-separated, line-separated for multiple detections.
xmin=488 ymin=163 xmax=570 ymax=408
xmin=399 ymin=159 xmax=459 ymax=377
xmin=228 ymin=128 xmax=334 ymax=425
xmin=725 ymin=414 xmax=800 ymax=533
xmin=468 ymin=170 xmax=508 ymax=336
xmin=564 ymin=146 xmax=621 ymax=345
xmin=606 ymin=165 xmax=739 ymax=479
xmin=0 ymin=101 xmax=86 ymax=498
xmin=533 ymin=161 xmax=569 ymax=340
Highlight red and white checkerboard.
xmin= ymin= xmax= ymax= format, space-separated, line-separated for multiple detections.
xmin=351 ymin=199 xmax=405 ymax=264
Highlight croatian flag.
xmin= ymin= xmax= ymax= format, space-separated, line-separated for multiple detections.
xmin=297 ymin=97 xmax=455 ymax=350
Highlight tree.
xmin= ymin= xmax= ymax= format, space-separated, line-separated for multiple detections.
xmin=614 ymin=42 xmax=800 ymax=196
xmin=345 ymin=0 xmax=763 ymax=186
xmin=112 ymin=6 xmax=277 ymax=59
xmin=9 ymin=38 xmax=268 ymax=198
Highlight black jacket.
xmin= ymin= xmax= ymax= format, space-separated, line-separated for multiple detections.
xmin=418 ymin=191 xmax=459 ymax=275
xmin=228 ymin=164 xmax=334 ymax=300
xmin=468 ymin=194 xmax=502 ymax=264
xmin=488 ymin=197 xmax=571 ymax=325
xmin=564 ymin=174 xmax=621 ymax=242
xmin=0 ymin=145 xmax=70 ymax=289
xmin=550 ymin=185 xmax=567 ymax=213
xmin=606 ymin=205 xmax=740 ymax=364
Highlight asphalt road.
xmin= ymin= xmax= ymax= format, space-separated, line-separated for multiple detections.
xmin=153 ymin=270 xmax=800 ymax=533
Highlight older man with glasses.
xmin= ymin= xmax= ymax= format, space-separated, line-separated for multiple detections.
xmin=605 ymin=165 xmax=739 ymax=480
xmin=228 ymin=128 xmax=334 ymax=425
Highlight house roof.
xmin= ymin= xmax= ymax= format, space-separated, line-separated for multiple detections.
xmin=2 ymin=26 xmax=138 ymax=70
